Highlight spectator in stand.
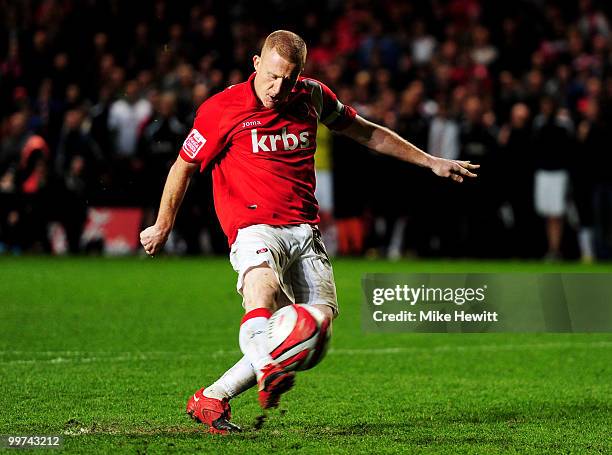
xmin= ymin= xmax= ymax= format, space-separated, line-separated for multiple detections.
xmin=163 ymin=63 xmax=196 ymax=124
xmin=55 ymin=109 xmax=103 ymax=191
xmin=108 ymin=80 xmax=152 ymax=204
xmin=495 ymin=71 xmax=523 ymax=125
xmin=1 ymin=0 xmax=611 ymax=259
xmin=1 ymin=112 xmax=31 ymax=171
xmin=126 ymin=23 xmax=157 ymax=75
xmin=471 ymin=25 xmax=498 ymax=67
xmin=138 ymin=92 xmax=186 ymax=215
xmin=577 ymin=98 xmax=612 ymax=260
xmin=574 ymin=100 xmax=596 ymax=262
xmin=427 ymin=98 xmax=461 ymax=256
xmin=13 ymin=120 xmax=52 ymax=253
xmin=1 ymin=111 xmax=51 ymax=197
xmin=54 ymin=155 xmax=88 ymax=254
xmin=0 ymin=39 xmax=24 ymax=118
xmin=533 ymin=96 xmax=573 ymax=261
xmin=411 ymin=19 xmax=437 ymax=66
xmin=0 ymin=168 xmax=22 ymax=254
xmin=577 ymin=0 xmax=610 ymax=38
xmin=393 ymin=81 xmax=431 ymax=257
xmin=89 ymin=85 xmax=114 ymax=161
xmin=458 ymin=95 xmax=501 ymax=257
xmin=108 ymin=80 xmax=152 ymax=157
xmin=21 ymin=30 xmax=53 ymax=97
xmin=55 ymin=108 xmax=104 ymax=253
xmin=428 ymin=99 xmax=459 ymax=161
xmin=498 ymin=103 xmax=539 ymax=258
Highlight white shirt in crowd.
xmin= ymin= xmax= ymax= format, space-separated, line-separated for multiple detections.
xmin=428 ymin=116 xmax=459 ymax=161
xmin=108 ymin=98 xmax=152 ymax=156
xmin=412 ymin=35 xmax=437 ymax=65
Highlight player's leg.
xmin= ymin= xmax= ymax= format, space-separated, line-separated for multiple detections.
xmin=202 ymin=356 xmax=256 ymax=400
xmin=187 ymin=227 xmax=291 ymax=431
xmin=223 ymin=226 xmax=296 ymax=408
xmin=312 ymin=303 xmax=336 ymax=321
xmin=230 ymin=227 xmax=293 ymax=369
xmin=291 ymin=224 xmax=339 ymax=340
xmin=239 ymin=265 xmax=278 ymax=371
xmin=241 ymin=264 xmax=298 ymax=409
xmin=191 ymin=269 xmax=288 ymax=431
xmin=192 ymin=267 xmax=286 ymax=412
xmin=186 ymin=356 xmax=253 ymax=434
xmin=187 ymin=267 xmax=284 ymax=431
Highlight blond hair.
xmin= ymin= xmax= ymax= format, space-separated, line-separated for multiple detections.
xmin=262 ymin=30 xmax=307 ymax=68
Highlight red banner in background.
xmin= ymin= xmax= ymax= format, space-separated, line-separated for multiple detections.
xmin=81 ymin=207 xmax=143 ymax=255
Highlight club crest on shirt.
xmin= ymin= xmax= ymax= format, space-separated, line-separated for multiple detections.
xmin=183 ymin=129 xmax=206 ymax=158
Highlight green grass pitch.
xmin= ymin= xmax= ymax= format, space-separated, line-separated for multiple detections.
xmin=1 ymin=257 xmax=611 ymax=453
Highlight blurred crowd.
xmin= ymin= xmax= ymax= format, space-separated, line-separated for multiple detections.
xmin=1 ymin=0 xmax=612 ymax=260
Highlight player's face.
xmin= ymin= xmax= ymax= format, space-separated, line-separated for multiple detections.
xmin=253 ymin=48 xmax=301 ymax=109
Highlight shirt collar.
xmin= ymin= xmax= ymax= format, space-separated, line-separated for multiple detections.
xmin=244 ymin=72 xmax=305 ymax=110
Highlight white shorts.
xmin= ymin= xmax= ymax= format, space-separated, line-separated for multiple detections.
xmin=534 ymin=170 xmax=569 ymax=217
xmin=229 ymin=224 xmax=338 ymax=315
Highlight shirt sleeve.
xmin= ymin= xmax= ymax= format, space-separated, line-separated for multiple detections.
xmin=316 ymin=80 xmax=357 ymax=131
xmin=179 ymin=98 xmax=226 ymax=170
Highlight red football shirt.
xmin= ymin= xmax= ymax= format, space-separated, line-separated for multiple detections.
xmin=179 ymin=73 xmax=357 ymax=246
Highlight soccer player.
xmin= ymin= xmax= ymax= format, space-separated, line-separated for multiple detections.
xmin=140 ymin=30 xmax=478 ymax=434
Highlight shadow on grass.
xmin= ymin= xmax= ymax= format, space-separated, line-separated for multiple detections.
xmin=435 ymin=400 xmax=611 ymax=425
xmin=59 ymin=399 xmax=610 ymax=451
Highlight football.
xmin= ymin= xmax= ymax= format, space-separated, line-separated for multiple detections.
xmin=266 ymin=304 xmax=331 ymax=371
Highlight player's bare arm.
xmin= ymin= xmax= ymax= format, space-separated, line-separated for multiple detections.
xmin=140 ymin=156 xmax=199 ymax=256
xmin=341 ymin=114 xmax=480 ymax=183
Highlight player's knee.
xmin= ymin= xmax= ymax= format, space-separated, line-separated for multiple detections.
xmin=243 ymin=265 xmax=281 ymax=311
xmin=313 ymin=303 xmax=336 ymax=322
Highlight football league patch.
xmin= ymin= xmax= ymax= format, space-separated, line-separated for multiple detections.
xmin=183 ymin=129 xmax=206 ymax=159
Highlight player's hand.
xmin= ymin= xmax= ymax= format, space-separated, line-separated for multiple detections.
xmin=140 ymin=224 xmax=170 ymax=257
xmin=430 ymin=157 xmax=479 ymax=183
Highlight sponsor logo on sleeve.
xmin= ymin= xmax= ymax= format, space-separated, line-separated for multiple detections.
xmin=183 ymin=129 xmax=207 ymax=159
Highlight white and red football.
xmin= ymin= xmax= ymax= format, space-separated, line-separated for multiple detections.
xmin=266 ymin=304 xmax=331 ymax=371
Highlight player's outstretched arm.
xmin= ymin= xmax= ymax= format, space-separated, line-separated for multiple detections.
xmin=140 ymin=156 xmax=199 ymax=256
xmin=341 ymin=114 xmax=479 ymax=183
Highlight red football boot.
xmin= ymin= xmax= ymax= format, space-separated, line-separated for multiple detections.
xmin=186 ymin=388 xmax=241 ymax=434
xmin=257 ymin=363 xmax=295 ymax=409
